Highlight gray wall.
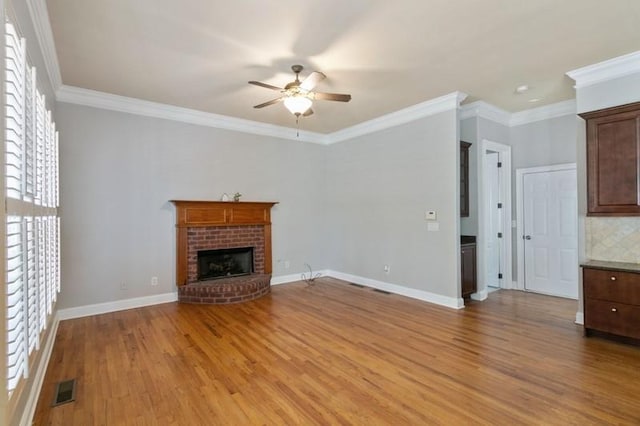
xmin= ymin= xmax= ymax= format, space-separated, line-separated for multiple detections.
xmin=57 ymin=103 xmax=328 ymax=309
xmin=510 ymin=115 xmax=577 ymax=170
xmin=325 ymin=110 xmax=461 ymax=299
xmin=478 ymin=116 xmax=509 ymax=145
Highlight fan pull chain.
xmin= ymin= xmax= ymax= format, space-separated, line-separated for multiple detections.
xmin=296 ymin=116 xmax=300 ymax=137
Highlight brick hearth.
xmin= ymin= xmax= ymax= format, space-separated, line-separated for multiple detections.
xmin=177 ymin=273 xmax=271 ymax=304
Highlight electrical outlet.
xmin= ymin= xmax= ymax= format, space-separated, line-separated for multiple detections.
xmin=151 ymin=276 xmax=158 ymax=286
xmin=120 ymin=282 xmax=127 ymax=290
xmin=384 ymin=265 xmax=390 ymax=273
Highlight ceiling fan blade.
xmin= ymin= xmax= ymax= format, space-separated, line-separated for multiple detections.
xmin=248 ymin=81 xmax=283 ymax=91
xmin=313 ymin=92 xmax=352 ymax=102
xmin=300 ymin=71 xmax=326 ymax=91
xmin=303 ymin=108 xmax=314 ymax=117
xmin=253 ymin=97 xmax=284 ymax=108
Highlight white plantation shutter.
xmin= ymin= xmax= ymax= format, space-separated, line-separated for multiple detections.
xmin=25 ymin=217 xmax=37 ymax=354
xmin=34 ymin=92 xmax=44 ymax=206
xmin=4 ymin=19 xmax=60 ymax=396
xmin=36 ymin=217 xmax=45 ymax=332
xmin=5 ymin=22 xmax=24 ymax=201
xmin=6 ymin=216 xmax=26 ymax=391
xmin=24 ymin=67 xmax=35 ymax=202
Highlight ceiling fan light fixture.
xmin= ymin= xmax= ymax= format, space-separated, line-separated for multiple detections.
xmin=284 ymin=95 xmax=312 ymax=115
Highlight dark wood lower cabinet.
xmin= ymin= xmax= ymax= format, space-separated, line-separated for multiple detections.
xmin=461 ymin=242 xmax=476 ymax=298
xmin=583 ymin=263 xmax=640 ymax=342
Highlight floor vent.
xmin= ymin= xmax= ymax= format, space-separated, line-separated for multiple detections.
xmin=52 ymin=379 xmax=76 ymax=407
xmin=348 ymin=283 xmax=365 ymax=288
xmin=372 ymin=289 xmax=391 ymax=295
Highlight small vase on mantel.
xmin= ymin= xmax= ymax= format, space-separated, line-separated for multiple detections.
xmin=220 ymin=193 xmax=230 ymax=202
xmin=233 ymin=192 xmax=242 ymax=202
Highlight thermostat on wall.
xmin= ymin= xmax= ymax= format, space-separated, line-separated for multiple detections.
xmin=425 ymin=210 xmax=437 ymax=221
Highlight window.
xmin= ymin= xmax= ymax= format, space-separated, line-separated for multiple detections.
xmin=4 ymin=19 xmax=60 ymax=396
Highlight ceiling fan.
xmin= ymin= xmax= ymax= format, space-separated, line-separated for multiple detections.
xmin=248 ymin=65 xmax=351 ymax=117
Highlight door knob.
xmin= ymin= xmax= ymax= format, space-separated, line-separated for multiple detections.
xmin=524 ymin=235 xmax=531 ymax=240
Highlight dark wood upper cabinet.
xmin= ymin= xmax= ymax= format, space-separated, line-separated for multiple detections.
xmin=460 ymin=141 xmax=471 ymax=217
xmin=580 ymin=102 xmax=640 ymax=216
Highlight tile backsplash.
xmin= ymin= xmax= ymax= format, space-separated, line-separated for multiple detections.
xmin=586 ymin=217 xmax=640 ymax=263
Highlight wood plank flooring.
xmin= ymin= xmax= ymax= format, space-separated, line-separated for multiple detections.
xmin=33 ymin=278 xmax=640 ymax=425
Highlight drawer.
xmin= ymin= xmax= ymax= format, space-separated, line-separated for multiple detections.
xmin=583 ymin=268 xmax=640 ymax=304
xmin=584 ymin=298 xmax=640 ymax=339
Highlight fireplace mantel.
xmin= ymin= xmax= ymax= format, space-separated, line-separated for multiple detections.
xmin=170 ymin=200 xmax=277 ymax=286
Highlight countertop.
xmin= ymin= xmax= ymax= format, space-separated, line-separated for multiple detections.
xmin=461 ymin=235 xmax=476 ymax=245
xmin=581 ymin=260 xmax=640 ymax=274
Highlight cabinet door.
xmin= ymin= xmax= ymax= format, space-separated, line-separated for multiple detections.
xmin=582 ymin=103 xmax=640 ymax=216
xmin=461 ymin=244 xmax=476 ymax=297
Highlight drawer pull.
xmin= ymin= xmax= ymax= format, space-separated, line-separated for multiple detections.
xmin=611 ymin=307 xmax=618 ymax=312
xmin=610 ymin=276 xmax=616 ymax=281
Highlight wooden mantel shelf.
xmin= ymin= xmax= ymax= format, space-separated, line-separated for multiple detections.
xmin=170 ymin=200 xmax=278 ymax=286
xmin=170 ymin=200 xmax=278 ymax=227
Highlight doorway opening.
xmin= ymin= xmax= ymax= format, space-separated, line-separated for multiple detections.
xmin=477 ymin=140 xmax=512 ymax=301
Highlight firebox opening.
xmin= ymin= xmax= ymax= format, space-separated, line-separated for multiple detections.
xmin=197 ymin=247 xmax=254 ymax=281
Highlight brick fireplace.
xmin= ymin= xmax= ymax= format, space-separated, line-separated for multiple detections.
xmin=171 ymin=200 xmax=277 ymax=304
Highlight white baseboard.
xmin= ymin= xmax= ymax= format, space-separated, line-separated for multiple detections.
xmin=325 ymin=270 xmax=464 ymax=309
xmin=56 ymin=271 xmax=328 ymax=320
xmin=270 ymin=270 xmax=329 ymax=285
xmin=57 ymin=292 xmax=178 ymax=321
xmin=19 ymin=312 xmax=60 ymax=426
xmin=575 ymin=311 xmax=584 ymax=325
xmin=471 ymin=289 xmax=489 ymax=301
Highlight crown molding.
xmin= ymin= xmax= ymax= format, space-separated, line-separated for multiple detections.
xmin=56 ymin=85 xmax=327 ymax=144
xmin=57 ymin=86 xmax=468 ymax=145
xmin=26 ymin=0 xmax=62 ymax=91
xmin=460 ymin=99 xmax=577 ymax=127
xmin=509 ymin=99 xmax=576 ymax=126
xmin=459 ymin=101 xmax=511 ymax=126
xmin=57 ymin=84 xmax=577 ymax=143
xmin=567 ymin=50 xmax=640 ymax=89
xmin=326 ymin=91 xmax=468 ymax=144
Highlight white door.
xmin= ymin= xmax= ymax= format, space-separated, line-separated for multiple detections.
xmin=523 ymin=169 xmax=578 ymax=299
xmin=484 ymin=152 xmax=502 ymax=288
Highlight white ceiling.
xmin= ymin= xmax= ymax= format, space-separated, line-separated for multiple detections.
xmin=46 ymin=0 xmax=640 ymax=134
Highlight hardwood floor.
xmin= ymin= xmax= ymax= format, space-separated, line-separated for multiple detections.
xmin=34 ymin=278 xmax=640 ymax=425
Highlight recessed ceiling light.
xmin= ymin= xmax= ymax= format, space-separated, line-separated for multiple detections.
xmin=528 ymin=98 xmax=540 ymax=103
xmin=515 ymin=85 xmax=529 ymax=94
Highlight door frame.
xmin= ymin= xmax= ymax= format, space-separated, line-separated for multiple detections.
xmin=476 ymin=140 xmax=512 ymax=300
xmin=515 ymin=163 xmax=577 ymax=291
